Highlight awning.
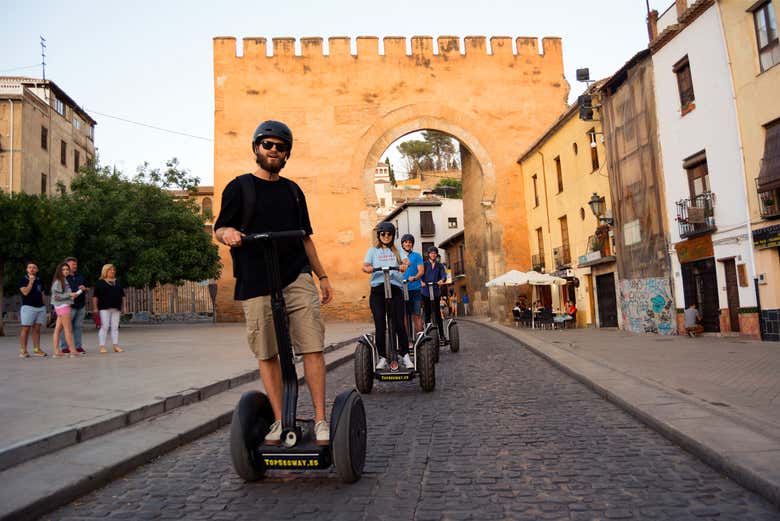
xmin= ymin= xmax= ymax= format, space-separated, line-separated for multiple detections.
xmin=757 ymin=120 xmax=780 ymax=193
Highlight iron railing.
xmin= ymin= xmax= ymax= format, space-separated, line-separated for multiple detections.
xmin=756 ymin=179 xmax=780 ymax=219
xmin=676 ymin=192 xmax=716 ymax=238
xmin=531 ymin=253 xmax=544 ymax=272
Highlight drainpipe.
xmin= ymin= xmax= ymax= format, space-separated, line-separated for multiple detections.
xmin=754 ymin=277 xmax=765 ymax=341
xmin=8 ymin=99 xmax=13 ymax=193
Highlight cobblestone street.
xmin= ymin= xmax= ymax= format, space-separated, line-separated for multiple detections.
xmin=48 ymin=322 xmax=779 ymax=521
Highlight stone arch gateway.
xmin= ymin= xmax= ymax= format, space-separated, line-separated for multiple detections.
xmin=213 ymin=35 xmax=569 ymax=321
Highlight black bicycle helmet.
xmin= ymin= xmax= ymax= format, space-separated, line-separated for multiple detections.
xmin=252 ymin=120 xmax=293 ymax=156
xmin=426 ymin=246 xmax=439 ymax=255
xmin=376 ymin=222 xmax=396 ymax=239
xmin=400 ymin=233 xmax=415 ymax=245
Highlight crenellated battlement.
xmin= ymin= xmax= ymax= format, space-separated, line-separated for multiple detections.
xmin=213 ymin=35 xmax=562 ymax=61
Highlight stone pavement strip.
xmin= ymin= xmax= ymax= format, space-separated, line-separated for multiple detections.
xmin=0 ymin=321 xmax=369 ymax=521
xmin=467 ymin=317 xmax=780 ymax=510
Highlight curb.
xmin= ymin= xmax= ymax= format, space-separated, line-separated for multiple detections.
xmin=466 ymin=318 xmax=780 ymax=509
xmin=0 ymin=337 xmax=357 ymax=473
xmin=0 ymin=339 xmax=359 ymax=521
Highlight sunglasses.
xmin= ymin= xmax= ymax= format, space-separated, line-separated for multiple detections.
xmin=379 ymin=232 xmax=393 ymax=237
xmin=258 ymin=140 xmax=290 ymax=152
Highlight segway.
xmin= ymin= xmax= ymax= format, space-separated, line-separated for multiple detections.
xmin=354 ymin=267 xmax=435 ymax=393
xmin=229 ymin=231 xmax=366 ymax=483
xmin=401 ymin=278 xmax=421 ymax=361
xmin=422 ymin=282 xmax=443 ymax=363
xmin=441 ymin=285 xmax=460 ymax=353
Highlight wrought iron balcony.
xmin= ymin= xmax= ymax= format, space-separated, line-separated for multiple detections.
xmin=676 ymin=192 xmax=716 ymax=238
xmin=553 ymin=244 xmax=571 ymax=269
xmin=452 ymin=259 xmax=465 ymax=276
xmin=756 ymin=180 xmax=780 ymax=219
xmin=531 ymin=253 xmax=545 ymax=272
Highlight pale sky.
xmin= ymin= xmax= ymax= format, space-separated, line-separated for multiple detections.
xmin=3 ymin=1 xmax=669 ymax=186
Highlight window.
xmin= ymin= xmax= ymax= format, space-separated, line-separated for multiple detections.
xmin=753 ymin=1 xmax=780 ymax=72
xmin=54 ymin=97 xmax=65 ymax=116
xmin=202 ymin=197 xmax=213 ymax=220
xmin=559 ymin=215 xmax=571 ymax=264
xmin=88 ymin=125 xmax=94 ymax=141
xmin=589 ymin=128 xmax=600 ymax=171
xmin=532 ymin=174 xmax=539 ymax=207
xmin=73 ymin=117 xmax=80 ymax=130
xmin=673 ymin=56 xmax=695 ymax=113
xmin=41 ymin=126 xmax=48 ymax=150
xmin=554 ymin=156 xmax=563 ymax=192
xmin=624 ymin=219 xmax=641 ymax=246
xmin=41 ymin=173 xmax=47 ymax=195
xmin=536 ymin=227 xmax=545 ymax=266
xmin=420 ymin=211 xmax=435 ymax=236
xmin=421 ymin=242 xmax=434 ymax=255
xmin=60 ymin=141 xmax=67 ymax=166
xmin=685 ymin=153 xmax=709 ymax=199
xmin=74 ymin=150 xmax=80 ymax=172
xmin=756 ymin=119 xmax=780 ymax=218
xmin=448 ymin=217 xmax=458 ymax=229
xmin=573 ymin=142 xmax=578 ymax=155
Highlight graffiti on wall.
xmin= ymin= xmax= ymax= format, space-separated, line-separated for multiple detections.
xmin=618 ymin=277 xmax=674 ymax=335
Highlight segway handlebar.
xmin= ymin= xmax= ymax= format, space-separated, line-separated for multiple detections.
xmin=372 ymin=266 xmax=400 ymax=299
xmin=242 ymin=230 xmax=307 ymax=243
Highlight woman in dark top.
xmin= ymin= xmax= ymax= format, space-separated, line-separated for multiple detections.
xmin=92 ymin=264 xmax=126 ymax=354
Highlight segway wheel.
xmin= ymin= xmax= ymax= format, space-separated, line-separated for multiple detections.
xmin=429 ymin=328 xmax=440 ymax=363
xmin=449 ymin=323 xmax=460 ymax=353
xmin=418 ymin=339 xmax=436 ymax=392
xmin=332 ymin=390 xmax=367 ymax=483
xmin=229 ymin=390 xmax=273 ymax=481
xmin=354 ymin=341 xmax=374 ymax=394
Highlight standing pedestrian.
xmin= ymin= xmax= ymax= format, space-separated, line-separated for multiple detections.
xmin=51 ymin=262 xmax=80 ymax=358
xmin=59 ymin=257 xmax=88 ymax=356
xmin=18 ymin=261 xmax=48 ymax=357
xmin=461 ymin=291 xmax=470 ymax=316
xmin=92 ymin=264 xmax=126 ymax=353
xmin=214 ymin=120 xmax=333 ymax=446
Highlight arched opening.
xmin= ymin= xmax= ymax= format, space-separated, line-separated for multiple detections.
xmin=353 ymin=112 xmax=506 ymax=318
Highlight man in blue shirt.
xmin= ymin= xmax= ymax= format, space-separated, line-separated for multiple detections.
xmin=59 ymin=257 xmax=88 ymax=355
xmin=421 ymin=246 xmax=447 ymax=337
xmin=400 ymin=234 xmax=424 ymax=341
xmin=18 ymin=261 xmax=48 ymax=357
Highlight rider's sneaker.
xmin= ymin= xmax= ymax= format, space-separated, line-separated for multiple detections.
xmin=264 ymin=420 xmax=282 ymax=445
xmin=401 ymin=354 xmax=414 ymax=369
xmin=314 ymin=420 xmax=330 ymax=446
xmin=375 ymin=357 xmax=388 ymax=370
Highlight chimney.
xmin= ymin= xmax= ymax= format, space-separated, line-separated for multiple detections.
xmin=647 ymin=10 xmax=659 ymax=41
xmin=676 ymin=0 xmax=688 ymax=21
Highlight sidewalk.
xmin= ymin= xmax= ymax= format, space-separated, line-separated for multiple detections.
xmin=468 ymin=317 xmax=780 ymax=509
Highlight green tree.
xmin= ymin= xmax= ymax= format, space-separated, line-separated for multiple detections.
xmin=421 ymin=130 xmax=457 ymax=171
xmin=383 ymin=157 xmax=396 ymax=187
xmin=433 ymin=178 xmax=463 ymax=199
xmin=397 ymin=140 xmax=433 ymax=178
xmin=66 ymin=160 xmax=221 ymax=288
xmin=0 ymin=192 xmax=74 ymax=335
xmin=133 ymin=157 xmax=200 ymax=192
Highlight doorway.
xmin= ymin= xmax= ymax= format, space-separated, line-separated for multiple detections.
xmin=681 ymin=257 xmax=720 ymax=332
xmin=595 ymin=273 xmax=618 ymax=327
xmin=721 ymin=258 xmax=740 ymax=332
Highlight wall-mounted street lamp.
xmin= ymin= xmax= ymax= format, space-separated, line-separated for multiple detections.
xmin=588 ymin=192 xmax=614 ymax=226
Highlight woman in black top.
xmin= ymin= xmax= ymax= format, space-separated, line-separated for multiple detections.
xmin=92 ymin=264 xmax=126 ymax=354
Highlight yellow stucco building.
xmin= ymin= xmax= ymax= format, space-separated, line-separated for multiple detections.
xmin=518 ymin=90 xmax=617 ymax=328
xmin=719 ymin=0 xmax=780 ymax=340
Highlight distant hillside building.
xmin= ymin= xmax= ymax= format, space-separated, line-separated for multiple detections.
xmin=0 ymin=77 xmax=96 ymax=194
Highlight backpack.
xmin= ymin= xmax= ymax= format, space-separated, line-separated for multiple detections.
xmin=230 ymin=173 xmax=304 ymax=278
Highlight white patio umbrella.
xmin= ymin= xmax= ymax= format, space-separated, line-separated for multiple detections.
xmin=484 ymin=269 xmax=529 ymax=287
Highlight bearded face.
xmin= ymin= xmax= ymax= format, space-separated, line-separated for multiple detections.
xmin=255 ymin=151 xmax=287 ymax=173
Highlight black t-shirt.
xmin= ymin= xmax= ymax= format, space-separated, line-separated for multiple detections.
xmin=214 ymin=175 xmax=313 ymax=300
xmin=18 ymin=276 xmax=44 ymax=307
xmin=94 ymin=279 xmax=125 ymax=310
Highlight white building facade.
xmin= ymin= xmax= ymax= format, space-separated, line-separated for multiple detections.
xmin=652 ymin=1 xmax=758 ymax=337
xmin=383 ymin=198 xmax=464 ymax=264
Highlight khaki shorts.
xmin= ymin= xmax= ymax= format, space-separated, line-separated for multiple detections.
xmin=241 ymin=273 xmax=325 ymax=360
